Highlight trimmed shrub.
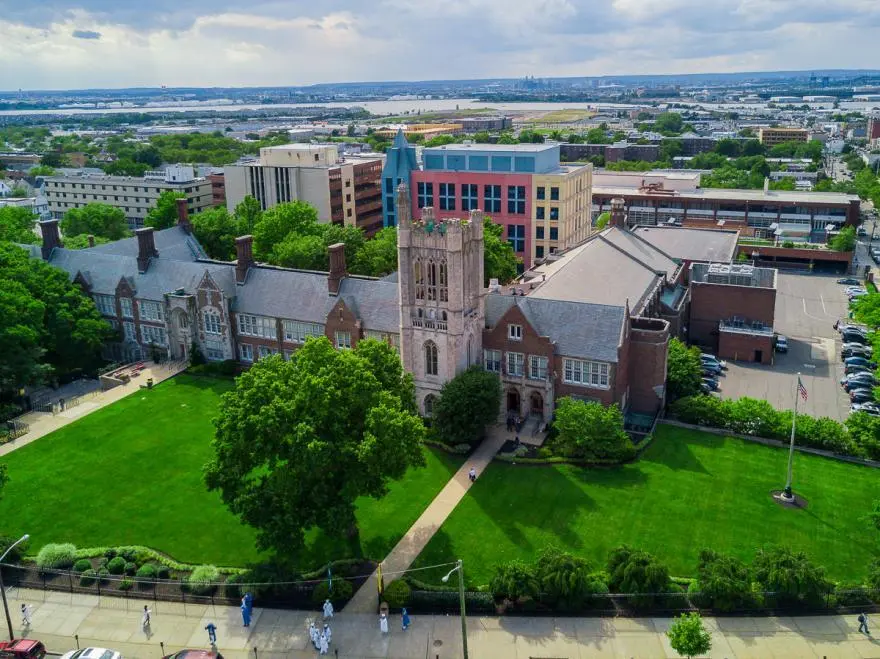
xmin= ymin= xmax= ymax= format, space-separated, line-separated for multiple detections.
xmin=383 ymin=579 xmax=412 ymax=608
xmin=106 ymin=556 xmax=127 ymax=575
xmin=156 ymin=565 xmax=171 ymax=580
xmin=311 ymin=579 xmax=353 ymax=605
xmin=118 ymin=579 xmax=134 ymax=591
xmin=119 ymin=547 xmax=139 ymax=563
xmin=188 ymin=565 xmax=220 ymax=595
xmin=36 ymin=543 xmax=77 ymax=569
xmin=80 ymin=569 xmax=98 ymax=586
xmin=124 ymin=561 xmax=137 ymax=576
xmin=409 ymin=589 xmax=495 ymax=614
xmin=103 ymin=548 xmax=118 ymax=559
xmin=690 ymin=549 xmax=755 ymax=612
xmin=835 ymin=583 xmax=874 ymax=607
xmin=136 ymin=564 xmax=157 ymax=579
xmin=73 ymin=559 xmax=92 ymax=573
xmin=490 ymin=560 xmax=539 ymax=602
xmin=607 ymin=545 xmax=671 ymax=609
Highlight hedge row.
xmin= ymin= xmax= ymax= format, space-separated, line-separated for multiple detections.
xmin=668 ymin=395 xmax=880 ymax=460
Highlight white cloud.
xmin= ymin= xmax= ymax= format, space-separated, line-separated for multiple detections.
xmin=0 ymin=1 xmax=878 ymax=89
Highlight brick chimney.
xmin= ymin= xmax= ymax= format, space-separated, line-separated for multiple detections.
xmin=328 ymin=242 xmax=347 ymax=295
xmin=136 ymin=227 xmax=159 ymax=273
xmin=610 ymin=197 xmax=627 ymax=229
xmin=87 ymin=234 xmax=95 ymax=248
xmin=235 ymin=235 xmax=255 ymax=285
xmin=176 ymin=198 xmax=192 ymax=234
xmin=40 ymin=219 xmax=62 ymax=260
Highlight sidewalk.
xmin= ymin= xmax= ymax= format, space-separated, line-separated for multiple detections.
xmin=6 ymin=586 xmax=879 ymax=659
xmin=0 ymin=362 xmax=186 ymax=458
xmin=344 ymin=427 xmax=509 ymax=614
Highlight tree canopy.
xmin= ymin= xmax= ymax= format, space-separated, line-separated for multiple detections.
xmin=554 ymin=398 xmax=634 ymax=461
xmin=483 ymin=216 xmax=519 ymax=285
xmin=432 ymin=366 xmax=501 ymax=446
xmin=204 ymin=337 xmax=425 ymax=558
xmin=61 ymin=203 xmax=131 ymax=241
xmin=191 ymin=207 xmax=239 ymax=261
xmin=0 ymin=206 xmax=38 ymax=244
xmin=145 ymin=191 xmax=185 ymax=230
xmin=667 ymin=613 xmax=712 ymax=659
xmin=830 ymin=226 xmax=856 ymax=252
xmin=0 ymin=242 xmax=110 ymax=402
xmin=753 ymin=545 xmax=830 ymax=608
xmin=667 ymin=338 xmax=703 ymax=402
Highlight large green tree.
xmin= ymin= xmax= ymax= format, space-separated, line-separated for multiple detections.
xmin=535 ymin=545 xmax=608 ymax=609
xmin=753 ymin=546 xmax=831 ymax=608
xmin=431 ymin=366 xmax=501 ymax=446
xmin=829 ymin=226 xmax=856 ymax=252
xmin=0 ymin=243 xmax=109 ymax=394
xmin=191 ymin=207 xmax=239 ymax=260
xmin=145 ymin=190 xmax=186 ymax=230
xmin=351 ymin=227 xmax=397 ymax=277
xmin=0 ymin=206 xmax=38 ymax=244
xmin=61 ymin=203 xmax=131 ymax=241
xmin=667 ymin=338 xmax=703 ymax=401
xmin=253 ymin=200 xmax=321 ymax=260
xmin=692 ymin=549 xmax=754 ymax=612
xmin=554 ymin=398 xmax=634 ymax=461
xmin=607 ymin=545 xmax=671 ymax=607
xmin=483 ymin=216 xmax=518 ymax=285
xmin=233 ymin=196 xmax=263 ymax=234
xmin=204 ymin=337 xmax=426 ymax=557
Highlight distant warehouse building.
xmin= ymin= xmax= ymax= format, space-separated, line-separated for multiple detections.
xmin=758 ymin=127 xmax=809 ymax=146
xmin=458 ymin=116 xmax=513 ymax=132
xmin=44 ymin=165 xmax=213 ymax=229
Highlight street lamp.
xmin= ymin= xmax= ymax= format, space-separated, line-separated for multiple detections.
xmin=0 ymin=534 xmax=29 ymax=641
xmin=441 ymin=560 xmax=469 ymax=659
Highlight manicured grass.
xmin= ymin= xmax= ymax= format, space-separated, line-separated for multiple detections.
xmin=0 ymin=375 xmax=463 ymax=568
xmin=411 ymin=425 xmax=880 ymax=586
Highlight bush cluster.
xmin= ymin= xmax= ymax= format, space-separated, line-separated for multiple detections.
xmin=311 ymin=579 xmax=354 ymax=605
xmin=383 ymin=579 xmax=412 ymax=608
xmin=668 ymin=396 xmax=880 ymax=460
xmin=187 ymin=565 xmax=220 ymax=595
xmin=35 ymin=543 xmax=77 ymax=569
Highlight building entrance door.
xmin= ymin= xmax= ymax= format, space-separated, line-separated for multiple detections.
xmin=530 ymin=392 xmax=544 ymax=416
xmin=506 ymin=389 xmax=521 ymax=415
xmin=755 ymin=350 xmax=763 ymax=363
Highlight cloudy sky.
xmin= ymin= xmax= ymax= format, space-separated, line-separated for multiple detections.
xmin=0 ymin=0 xmax=878 ymax=90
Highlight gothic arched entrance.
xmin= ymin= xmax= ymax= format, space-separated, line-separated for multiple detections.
xmin=506 ymin=388 xmax=521 ymax=415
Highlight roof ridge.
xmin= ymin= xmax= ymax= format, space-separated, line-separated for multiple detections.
xmin=597 ymin=230 xmax=668 ymax=277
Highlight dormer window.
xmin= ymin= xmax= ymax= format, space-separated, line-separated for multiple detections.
xmin=508 ymin=324 xmax=523 ymax=341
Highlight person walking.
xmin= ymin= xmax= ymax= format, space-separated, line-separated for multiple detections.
xmin=322 ymin=598 xmax=334 ymax=618
xmin=244 ymin=592 xmax=253 ymax=617
xmin=379 ymin=613 xmax=389 ymax=634
xmin=858 ymin=611 xmax=870 ymax=634
xmin=309 ymin=622 xmax=319 ymax=649
xmin=319 ymin=631 xmax=329 ymax=655
xmin=141 ymin=605 xmax=151 ymax=629
xmin=205 ymin=622 xmax=217 ymax=644
xmin=401 ymin=608 xmax=411 ymax=631
xmin=20 ymin=604 xmax=32 ymax=627
xmin=468 ymin=466 xmax=477 ymax=483
xmin=240 ymin=597 xmax=251 ymax=627
xmin=323 ymin=623 xmax=332 ymax=645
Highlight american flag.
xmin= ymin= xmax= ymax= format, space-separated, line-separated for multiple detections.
xmin=797 ymin=377 xmax=808 ymax=402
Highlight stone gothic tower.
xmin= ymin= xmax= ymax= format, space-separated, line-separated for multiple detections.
xmin=396 ymin=184 xmax=485 ymax=416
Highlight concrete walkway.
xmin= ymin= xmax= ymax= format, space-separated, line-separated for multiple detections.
xmin=344 ymin=427 xmax=510 ymax=614
xmin=0 ymin=361 xmax=186 ymax=458
xmin=6 ymin=586 xmax=879 ymax=659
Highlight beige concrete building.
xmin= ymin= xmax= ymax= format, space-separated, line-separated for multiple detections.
xmin=224 ymin=144 xmax=385 ymax=236
xmin=758 ymin=127 xmax=809 ymax=146
xmin=531 ymin=164 xmax=592 ymax=263
xmin=44 ymin=165 xmax=212 ymax=229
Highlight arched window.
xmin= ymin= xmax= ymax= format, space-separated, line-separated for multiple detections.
xmin=427 ymin=259 xmax=437 ymax=301
xmin=424 ymin=394 xmax=437 ymax=417
xmin=414 ymin=259 xmax=424 ymax=300
xmin=424 ymin=341 xmax=439 ymax=376
xmin=439 ymin=260 xmax=448 ymax=302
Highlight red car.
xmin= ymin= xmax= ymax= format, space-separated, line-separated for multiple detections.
xmin=0 ymin=640 xmax=47 ymax=659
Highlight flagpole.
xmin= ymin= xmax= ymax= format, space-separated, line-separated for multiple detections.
xmin=782 ymin=372 xmax=799 ymax=501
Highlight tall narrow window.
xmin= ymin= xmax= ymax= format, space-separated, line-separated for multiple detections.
xmin=439 ymin=260 xmax=448 ymax=302
xmin=507 ymin=186 xmax=526 ymax=214
xmin=507 ymin=225 xmax=525 ymax=252
xmin=425 ymin=341 xmax=439 ymax=376
xmin=427 ymin=259 xmax=437 ymax=301
xmin=414 ymin=259 xmax=425 ymax=301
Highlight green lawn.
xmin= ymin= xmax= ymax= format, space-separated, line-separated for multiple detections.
xmin=0 ymin=375 xmax=462 ymax=568
xmin=411 ymin=425 xmax=880 ymax=586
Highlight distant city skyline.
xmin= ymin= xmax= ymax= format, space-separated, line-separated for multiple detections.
xmin=1 ymin=0 xmax=879 ymax=90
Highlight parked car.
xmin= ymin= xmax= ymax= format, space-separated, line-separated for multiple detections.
xmin=60 ymin=649 xmax=122 ymax=659
xmin=845 ymin=286 xmax=868 ymax=294
xmin=775 ymin=335 xmax=788 ymax=353
xmin=843 ymin=350 xmax=873 ymax=362
xmin=845 ymin=356 xmax=877 ymax=368
xmin=842 ymin=341 xmax=873 ymax=352
xmin=849 ymin=291 xmax=869 ymax=301
xmin=838 ymin=277 xmax=862 ymax=285
xmin=837 ymin=323 xmax=868 ymax=335
xmin=701 ymin=377 xmax=719 ymax=391
xmin=850 ymin=389 xmax=876 ymax=403
xmin=845 ymin=378 xmax=876 ymax=392
xmin=701 ymin=356 xmax=727 ymax=369
xmin=845 ymin=364 xmax=872 ymax=376
xmin=842 ymin=332 xmax=870 ymax=345
xmin=852 ymin=402 xmax=880 ymax=415
xmin=857 ymin=227 xmax=868 ymax=236
xmin=702 ymin=366 xmax=722 ymax=378
xmin=163 ymin=652 xmax=224 ymax=659
xmin=0 ymin=640 xmax=47 ymax=659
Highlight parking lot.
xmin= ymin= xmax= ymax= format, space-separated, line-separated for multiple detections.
xmin=717 ymin=272 xmax=854 ymax=421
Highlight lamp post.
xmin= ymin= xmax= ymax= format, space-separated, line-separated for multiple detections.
xmin=0 ymin=534 xmax=29 ymax=641
xmin=441 ymin=560 xmax=468 ymax=659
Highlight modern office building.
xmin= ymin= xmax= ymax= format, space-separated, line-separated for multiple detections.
xmin=868 ymin=115 xmax=880 ymax=141
xmin=592 ymin=175 xmax=860 ymax=243
xmin=758 ymin=127 xmax=809 ymax=146
xmin=381 ymin=131 xmax=420 ymax=229
xmin=224 ymin=144 xmax=385 ymax=236
xmin=43 ymin=165 xmax=213 ymax=229
xmin=207 ymin=172 xmax=226 ymax=207
xmin=408 ymin=142 xmax=592 ymax=269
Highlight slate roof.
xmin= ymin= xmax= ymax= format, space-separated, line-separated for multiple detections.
xmin=86 ymin=226 xmax=207 ymax=262
xmin=486 ymin=294 xmax=625 ymax=363
xmin=632 ymin=225 xmax=739 ymax=264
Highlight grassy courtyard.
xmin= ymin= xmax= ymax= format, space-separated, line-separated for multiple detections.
xmin=412 ymin=425 xmax=880 ymax=586
xmin=0 ymin=375 xmax=462 ymax=568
